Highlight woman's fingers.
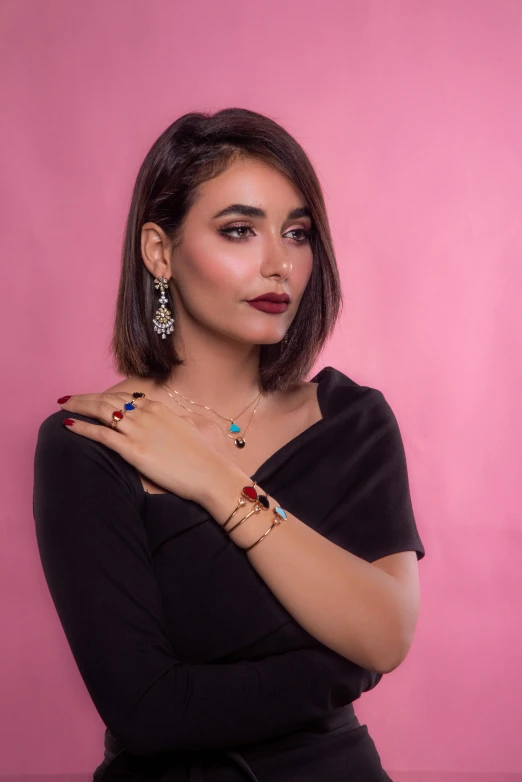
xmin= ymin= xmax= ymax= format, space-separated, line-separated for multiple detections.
xmin=61 ymin=411 xmax=130 ymax=455
xmin=59 ymin=393 xmax=149 ymax=453
xmin=59 ymin=392 xmax=143 ymax=414
xmin=58 ymin=392 xmax=150 ymax=431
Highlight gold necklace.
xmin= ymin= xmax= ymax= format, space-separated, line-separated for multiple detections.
xmin=161 ymin=383 xmax=263 ymax=449
xmin=163 ymin=383 xmax=260 ymax=425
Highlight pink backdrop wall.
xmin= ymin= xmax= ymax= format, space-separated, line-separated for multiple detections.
xmin=1 ymin=0 xmax=521 ymax=778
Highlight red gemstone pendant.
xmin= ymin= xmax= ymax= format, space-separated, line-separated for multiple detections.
xmin=112 ymin=410 xmax=124 ymax=420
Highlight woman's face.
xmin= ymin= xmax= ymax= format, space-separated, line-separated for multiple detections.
xmin=146 ymin=156 xmax=314 ymax=348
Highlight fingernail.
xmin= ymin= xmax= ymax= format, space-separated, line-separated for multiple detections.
xmin=57 ymin=396 xmax=71 ymax=404
xmin=63 ymin=419 xmax=75 ymax=426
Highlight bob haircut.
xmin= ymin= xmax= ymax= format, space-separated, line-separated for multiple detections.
xmin=110 ymin=107 xmax=343 ymax=394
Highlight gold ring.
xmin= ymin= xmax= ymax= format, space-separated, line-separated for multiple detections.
xmin=110 ymin=391 xmax=146 ymax=429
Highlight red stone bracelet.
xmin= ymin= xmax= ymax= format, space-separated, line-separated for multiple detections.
xmin=222 ymin=481 xmax=287 ymax=550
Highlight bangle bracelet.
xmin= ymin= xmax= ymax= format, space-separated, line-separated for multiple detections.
xmin=225 ymin=502 xmax=264 ymax=534
xmin=222 ymin=482 xmax=288 ymax=550
xmin=243 ymin=519 xmax=278 ymax=551
xmin=222 ymin=481 xmax=269 ymax=531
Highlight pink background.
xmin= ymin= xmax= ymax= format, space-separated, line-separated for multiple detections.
xmin=1 ymin=0 xmax=521 ymax=779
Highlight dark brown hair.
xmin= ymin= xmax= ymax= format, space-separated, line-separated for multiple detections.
xmin=109 ymin=107 xmax=343 ymax=394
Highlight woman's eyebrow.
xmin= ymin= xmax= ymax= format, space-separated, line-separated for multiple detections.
xmin=212 ymin=204 xmax=312 ymax=220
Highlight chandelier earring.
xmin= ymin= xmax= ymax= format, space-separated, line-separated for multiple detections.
xmin=153 ymin=276 xmax=175 ymax=339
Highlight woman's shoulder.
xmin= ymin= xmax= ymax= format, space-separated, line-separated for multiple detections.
xmin=35 ymin=404 xmax=130 ymax=479
xmin=35 ymin=406 xmax=141 ymax=502
xmin=312 ymin=365 xmax=385 ymax=414
xmin=36 ymin=408 xmax=102 ymax=445
xmin=312 ymin=364 xmax=378 ymax=391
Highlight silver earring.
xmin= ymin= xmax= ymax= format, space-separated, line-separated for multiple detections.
xmin=153 ymin=276 xmax=174 ymax=339
xmin=281 ymin=332 xmax=289 ymax=350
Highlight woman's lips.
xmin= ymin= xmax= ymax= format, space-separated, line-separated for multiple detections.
xmin=247 ymin=301 xmax=289 ymax=313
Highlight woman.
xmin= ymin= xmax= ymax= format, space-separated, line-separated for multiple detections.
xmin=33 ymin=108 xmax=425 ymax=781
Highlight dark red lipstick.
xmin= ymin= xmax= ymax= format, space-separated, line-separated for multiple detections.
xmin=246 ymin=291 xmax=290 ymax=314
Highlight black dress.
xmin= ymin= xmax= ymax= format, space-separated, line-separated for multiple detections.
xmin=33 ymin=365 xmax=425 ymax=781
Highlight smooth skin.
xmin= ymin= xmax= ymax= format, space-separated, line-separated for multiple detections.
xmin=59 ymin=156 xmax=420 ymax=673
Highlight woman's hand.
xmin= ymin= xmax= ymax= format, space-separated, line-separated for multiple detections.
xmin=58 ymin=391 xmax=229 ymax=503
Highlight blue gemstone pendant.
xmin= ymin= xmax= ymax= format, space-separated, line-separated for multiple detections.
xmin=124 ymin=402 xmax=135 ymax=411
xmin=229 ymin=422 xmax=241 ymax=433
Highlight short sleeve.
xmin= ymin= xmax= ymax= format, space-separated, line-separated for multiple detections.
xmin=320 ymin=389 xmax=425 ymax=563
xmin=33 ymin=411 xmax=383 ymax=756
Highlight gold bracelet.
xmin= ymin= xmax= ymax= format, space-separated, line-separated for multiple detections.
xmin=221 ymin=481 xmax=267 ymax=532
xmin=226 ymin=504 xmax=263 ymax=534
xmin=244 ymin=504 xmax=287 ymax=551
xmin=221 ymin=482 xmax=288 ymax=550
xmin=243 ymin=520 xmax=278 ymax=551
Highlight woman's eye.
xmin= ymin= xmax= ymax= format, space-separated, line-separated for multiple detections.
xmin=218 ymin=225 xmax=311 ymax=243
xmin=219 ymin=225 xmax=253 ymax=241
xmin=287 ymin=228 xmax=311 ymax=243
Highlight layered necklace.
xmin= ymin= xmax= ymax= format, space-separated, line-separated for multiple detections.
xmin=161 ymin=382 xmax=263 ymax=449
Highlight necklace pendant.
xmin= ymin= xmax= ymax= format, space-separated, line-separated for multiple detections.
xmin=229 ymin=422 xmax=241 ymax=433
xmin=234 ymin=437 xmax=246 ymax=448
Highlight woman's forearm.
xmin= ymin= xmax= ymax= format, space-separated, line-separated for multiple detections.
xmin=201 ymin=461 xmax=407 ymax=674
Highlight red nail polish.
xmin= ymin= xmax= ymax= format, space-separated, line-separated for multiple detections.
xmin=57 ymin=396 xmax=71 ymax=404
xmin=63 ymin=419 xmax=75 ymax=426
